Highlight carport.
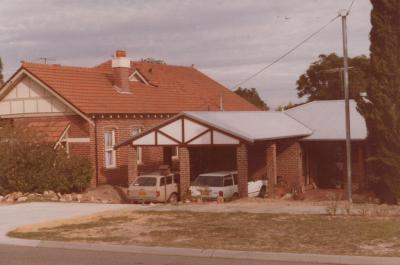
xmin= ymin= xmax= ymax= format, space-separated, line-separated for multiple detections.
xmin=116 ymin=111 xmax=312 ymax=198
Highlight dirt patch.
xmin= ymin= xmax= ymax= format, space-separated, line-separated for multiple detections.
xmin=9 ymin=210 xmax=400 ymax=257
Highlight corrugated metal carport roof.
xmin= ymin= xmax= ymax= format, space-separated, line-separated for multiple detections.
xmin=175 ymin=111 xmax=312 ymax=142
xmin=285 ymin=100 xmax=367 ymax=141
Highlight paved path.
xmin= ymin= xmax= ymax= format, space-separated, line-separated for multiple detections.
xmin=0 ymin=202 xmax=140 ymax=244
xmin=0 ymin=244 xmax=334 ymax=265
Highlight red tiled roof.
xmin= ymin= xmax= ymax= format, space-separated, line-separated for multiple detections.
xmin=27 ymin=121 xmax=69 ymax=142
xmin=20 ymin=61 xmax=259 ymax=115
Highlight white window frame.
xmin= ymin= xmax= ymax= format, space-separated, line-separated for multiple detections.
xmin=104 ymin=129 xmax=116 ymax=168
xmin=132 ymin=127 xmax=143 ymax=164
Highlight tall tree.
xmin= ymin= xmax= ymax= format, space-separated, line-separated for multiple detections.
xmin=0 ymin=57 xmax=3 ymax=85
xmin=296 ymin=53 xmax=370 ymax=101
xmin=358 ymin=0 xmax=400 ymax=196
xmin=234 ymin=87 xmax=269 ymax=110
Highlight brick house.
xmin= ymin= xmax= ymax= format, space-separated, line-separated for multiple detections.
xmin=0 ymin=50 xmax=258 ymax=187
xmin=116 ymin=100 xmax=367 ymax=198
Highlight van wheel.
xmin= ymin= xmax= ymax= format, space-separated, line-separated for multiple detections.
xmin=168 ymin=193 xmax=178 ymax=204
xmin=259 ymin=185 xmax=267 ymax=198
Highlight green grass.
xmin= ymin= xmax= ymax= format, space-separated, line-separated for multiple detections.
xmin=8 ymin=211 xmax=400 ymax=256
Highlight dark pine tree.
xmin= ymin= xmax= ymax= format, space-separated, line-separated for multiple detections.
xmin=358 ymin=0 xmax=400 ymax=197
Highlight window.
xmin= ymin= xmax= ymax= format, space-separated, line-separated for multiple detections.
xmin=104 ymin=129 xmax=116 ymax=168
xmin=166 ymin=175 xmax=173 ymax=185
xmin=224 ymin=176 xmax=233 ymax=187
xmin=233 ymin=174 xmax=238 ymax=185
xmin=132 ymin=128 xmax=143 ymax=164
xmin=134 ymin=177 xmax=157 ymax=187
xmin=160 ymin=177 xmax=166 ymax=186
xmin=171 ymin=146 xmax=179 ymax=159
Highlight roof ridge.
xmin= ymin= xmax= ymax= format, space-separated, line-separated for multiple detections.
xmin=23 ymin=62 xmax=102 ymax=72
xmin=93 ymin=59 xmax=197 ymax=70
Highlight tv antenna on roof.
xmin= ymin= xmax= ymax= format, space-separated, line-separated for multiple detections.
xmin=38 ymin=57 xmax=56 ymax=64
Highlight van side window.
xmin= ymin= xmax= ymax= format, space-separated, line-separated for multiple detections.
xmin=233 ymin=174 xmax=238 ymax=185
xmin=166 ymin=175 xmax=172 ymax=185
xmin=224 ymin=176 xmax=233 ymax=186
xmin=174 ymin=174 xmax=180 ymax=184
xmin=160 ymin=177 xmax=166 ymax=186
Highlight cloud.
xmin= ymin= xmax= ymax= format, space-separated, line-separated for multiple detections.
xmin=0 ymin=0 xmax=371 ymax=107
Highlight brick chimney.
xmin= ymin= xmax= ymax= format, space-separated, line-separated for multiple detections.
xmin=112 ymin=50 xmax=130 ymax=93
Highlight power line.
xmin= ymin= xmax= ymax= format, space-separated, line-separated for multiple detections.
xmin=232 ymin=14 xmax=340 ymax=89
xmin=347 ymin=0 xmax=357 ymax=13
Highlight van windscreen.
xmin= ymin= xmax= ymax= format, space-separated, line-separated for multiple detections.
xmin=134 ymin=177 xmax=157 ymax=187
xmin=193 ymin=175 xmax=224 ymax=187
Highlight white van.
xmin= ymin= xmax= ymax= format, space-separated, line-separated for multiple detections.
xmin=127 ymin=173 xmax=179 ymax=203
xmin=189 ymin=171 xmax=267 ymax=200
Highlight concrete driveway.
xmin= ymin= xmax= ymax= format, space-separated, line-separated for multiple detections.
xmin=0 ymin=202 xmax=141 ymax=245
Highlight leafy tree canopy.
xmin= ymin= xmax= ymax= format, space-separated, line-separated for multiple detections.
xmin=234 ymin=87 xmax=269 ymax=110
xmin=296 ymin=53 xmax=370 ymax=101
xmin=275 ymin=101 xmax=305 ymax=111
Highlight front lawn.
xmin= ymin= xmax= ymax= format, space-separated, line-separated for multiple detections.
xmin=8 ymin=211 xmax=400 ymax=257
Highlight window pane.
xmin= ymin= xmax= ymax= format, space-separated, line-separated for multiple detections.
xmin=137 ymin=147 xmax=142 ymax=163
xmin=224 ymin=177 xmax=233 ymax=186
xmin=160 ymin=177 xmax=166 ymax=186
xmin=166 ymin=176 xmax=172 ymax=185
xmin=104 ymin=130 xmax=114 ymax=147
xmin=233 ymin=174 xmax=238 ymax=185
xmin=105 ymin=151 xmax=113 ymax=166
xmin=134 ymin=177 xmax=157 ymax=187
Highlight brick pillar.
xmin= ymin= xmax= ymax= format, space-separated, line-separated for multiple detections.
xmin=89 ymin=123 xmax=97 ymax=188
xmin=236 ymin=144 xmax=249 ymax=197
xmin=127 ymin=146 xmax=138 ymax=186
xmin=179 ymin=146 xmax=190 ymax=200
xmin=266 ymin=143 xmax=277 ymax=198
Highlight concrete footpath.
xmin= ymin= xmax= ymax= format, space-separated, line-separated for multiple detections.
xmin=1 ymin=238 xmax=399 ymax=265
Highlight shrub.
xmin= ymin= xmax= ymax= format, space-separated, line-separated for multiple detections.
xmin=0 ymin=124 xmax=92 ymax=194
xmin=325 ymin=192 xmax=342 ymax=216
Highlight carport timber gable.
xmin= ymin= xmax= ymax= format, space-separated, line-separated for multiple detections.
xmin=120 ymin=113 xmax=247 ymax=147
xmin=119 ymin=111 xmax=313 ymax=200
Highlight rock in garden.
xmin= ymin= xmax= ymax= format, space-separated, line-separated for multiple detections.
xmin=281 ymin=193 xmax=294 ymax=200
xmin=65 ymin=194 xmax=73 ymax=202
xmin=17 ymin=196 xmax=28 ymax=202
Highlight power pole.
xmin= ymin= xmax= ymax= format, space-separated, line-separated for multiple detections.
xmin=339 ymin=9 xmax=352 ymax=203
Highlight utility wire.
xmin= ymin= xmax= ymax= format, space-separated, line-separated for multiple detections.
xmin=347 ymin=0 xmax=356 ymax=13
xmin=232 ymin=14 xmax=340 ymax=89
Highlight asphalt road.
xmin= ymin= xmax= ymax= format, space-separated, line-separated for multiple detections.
xmin=0 ymin=244 xmax=337 ymax=265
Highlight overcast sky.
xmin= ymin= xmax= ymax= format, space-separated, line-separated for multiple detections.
xmin=0 ymin=0 xmax=372 ymax=108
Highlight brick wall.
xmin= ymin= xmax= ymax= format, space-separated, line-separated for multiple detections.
xmin=266 ymin=143 xmax=277 ymax=197
xmin=236 ymin=144 xmax=249 ymax=197
xmin=179 ymin=147 xmax=191 ymax=199
xmin=94 ymin=116 xmax=166 ymax=186
xmin=276 ymin=139 xmax=303 ymax=188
